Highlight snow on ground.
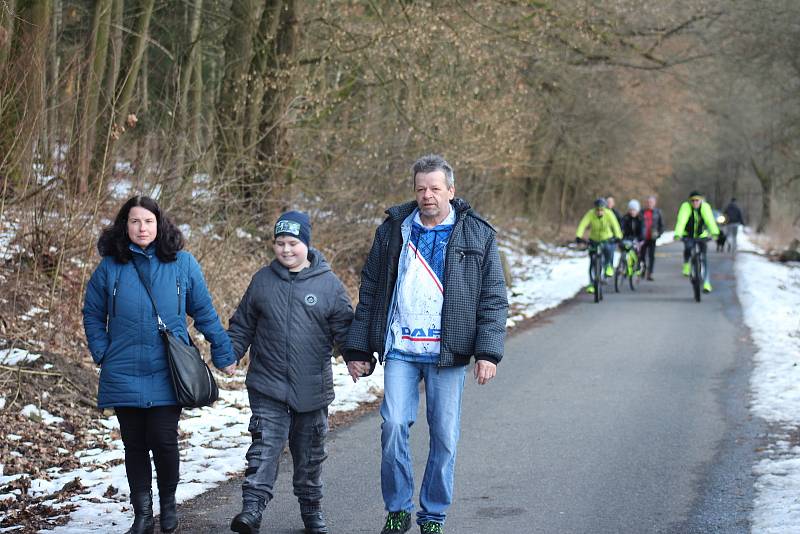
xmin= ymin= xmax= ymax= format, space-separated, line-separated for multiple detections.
xmin=0 ymin=348 xmax=41 ymax=366
xmin=736 ymin=230 xmax=800 ymax=534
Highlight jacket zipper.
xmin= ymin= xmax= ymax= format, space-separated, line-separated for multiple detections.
xmin=437 ymin=210 xmax=464 ymax=368
xmin=112 ymin=279 xmax=119 ymax=317
xmin=285 ymin=277 xmax=295 ymax=394
xmin=176 ymin=278 xmax=181 ymax=315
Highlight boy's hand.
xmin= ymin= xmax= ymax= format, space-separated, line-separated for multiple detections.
xmin=346 ymin=361 xmax=369 ymax=383
xmin=221 ymin=363 xmax=237 ymax=376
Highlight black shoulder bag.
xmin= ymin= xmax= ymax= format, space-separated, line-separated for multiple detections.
xmin=131 ymin=260 xmax=219 ymax=408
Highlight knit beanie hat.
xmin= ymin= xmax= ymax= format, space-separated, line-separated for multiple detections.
xmin=274 ymin=211 xmax=311 ymax=247
xmin=627 ymin=199 xmax=641 ymax=212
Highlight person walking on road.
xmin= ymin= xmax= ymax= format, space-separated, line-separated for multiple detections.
xmin=674 ymin=191 xmax=720 ymax=293
xmin=606 ymin=195 xmax=623 ymax=225
xmin=723 ymin=198 xmax=745 ymax=252
xmin=83 ymin=196 xmax=237 ymax=534
xmin=575 ymin=198 xmax=623 ymax=294
xmin=640 ymin=195 xmax=664 ymax=281
xmin=227 ymin=211 xmax=354 ymax=534
xmin=343 ymin=154 xmax=508 ymax=534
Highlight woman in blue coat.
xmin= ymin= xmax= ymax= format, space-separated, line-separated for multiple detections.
xmin=83 ymin=196 xmax=236 ymax=534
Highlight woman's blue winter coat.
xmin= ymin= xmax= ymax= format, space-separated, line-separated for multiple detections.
xmin=83 ymin=244 xmax=235 ymax=409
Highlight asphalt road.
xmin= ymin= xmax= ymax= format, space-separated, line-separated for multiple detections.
xmin=178 ymin=242 xmax=761 ymax=534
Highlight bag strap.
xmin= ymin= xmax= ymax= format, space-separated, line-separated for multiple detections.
xmin=130 ymin=258 xmax=167 ymax=331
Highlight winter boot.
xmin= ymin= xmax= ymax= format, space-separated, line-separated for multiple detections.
xmin=300 ymin=503 xmax=329 ymax=534
xmin=159 ymin=489 xmax=178 ymax=533
xmin=126 ymin=490 xmax=155 ymax=534
xmin=231 ymin=496 xmax=266 ymax=534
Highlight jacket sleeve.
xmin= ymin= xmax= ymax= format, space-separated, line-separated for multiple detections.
xmin=674 ymin=203 xmax=690 ymax=237
xmin=82 ymin=260 xmax=110 ymax=365
xmin=185 ymin=253 xmax=235 ymax=369
xmin=701 ymin=202 xmax=720 ymax=236
xmin=343 ymin=225 xmax=385 ymax=363
xmin=610 ymin=210 xmax=623 ymax=240
xmin=328 ymin=278 xmax=355 ymax=354
xmin=656 ymin=209 xmax=664 ymax=236
xmin=576 ymin=210 xmax=593 ymax=238
xmin=226 ymin=274 xmax=259 ymax=362
xmin=474 ymin=231 xmax=508 ymax=364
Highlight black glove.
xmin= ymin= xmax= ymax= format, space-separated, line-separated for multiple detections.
xmin=575 ymin=237 xmax=585 ymax=244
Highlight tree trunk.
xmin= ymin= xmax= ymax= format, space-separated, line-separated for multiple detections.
xmin=114 ymin=0 xmax=154 ymax=128
xmin=215 ymin=0 xmax=266 ymax=178
xmin=9 ymin=0 xmax=50 ymax=188
xmin=173 ymin=0 xmax=203 ymax=185
xmin=68 ymin=0 xmax=110 ymax=195
xmin=751 ymin=157 xmax=771 ymax=232
xmin=255 ymin=0 xmax=296 ymax=204
xmin=0 ymin=0 xmax=17 ymax=72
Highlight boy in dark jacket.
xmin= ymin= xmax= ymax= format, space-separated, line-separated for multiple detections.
xmin=227 ymin=211 xmax=353 ymax=534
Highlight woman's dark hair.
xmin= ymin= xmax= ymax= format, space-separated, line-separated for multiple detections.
xmin=98 ymin=196 xmax=184 ymax=263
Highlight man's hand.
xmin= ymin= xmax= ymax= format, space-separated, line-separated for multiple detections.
xmin=474 ymin=360 xmax=497 ymax=385
xmin=347 ymin=361 xmax=369 ymax=383
xmin=221 ymin=363 xmax=237 ymax=376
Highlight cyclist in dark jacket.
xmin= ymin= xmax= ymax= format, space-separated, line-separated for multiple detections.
xmin=227 ymin=211 xmax=353 ymax=534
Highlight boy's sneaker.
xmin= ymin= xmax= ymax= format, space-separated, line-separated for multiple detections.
xmin=420 ymin=521 xmax=444 ymax=534
xmin=381 ymin=511 xmax=412 ymax=534
xmin=703 ymin=281 xmax=712 ymax=293
xmin=604 ymin=265 xmax=614 ymax=277
xmin=682 ymin=263 xmax=691 ymax=276
xmin=585 ymin=285 xmax=595 ymax=294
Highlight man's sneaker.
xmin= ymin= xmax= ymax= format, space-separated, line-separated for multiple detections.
xmin=646 ymin=273 xmax=654 ymax=281
xmin=420 ymin=521 xmax=444 ymax=534
xmin=604 ymin=265 xmax=614 ymax=277
xmin=586 ymin=285 xmax=595 ymax=294
xmin=682 ymin=263 xmax=691 ymax=276
xmin=703 ymin=281 xmax=712 ymax=293
xmin=381 ymin=511 xmax=412 ymax=534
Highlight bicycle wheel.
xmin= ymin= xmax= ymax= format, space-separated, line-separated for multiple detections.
xmin=593 ymin=252 xmax=602 ymax=303
xmin=691 ymin=250 xmax=702 ymax=302
xmin=629 ymin=252 xmax=640 ymax=291
xmin=614 ymin=251 xmax=624 ymax=293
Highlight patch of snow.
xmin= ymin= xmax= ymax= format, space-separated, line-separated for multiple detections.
xmin=0 ymin=348 xmax=41 ymax=365
xmin=20 ymin=405 xmax=64 ymax=426
xmin=110 ymin=179 xmax=133 ymax=199
xmin=178 ymin=224 xmax=192 ymax=239
xmin=736 ymin=229 xmax=800 ymax=533
xmin=235 ymin=228 xmax=253 ymax=240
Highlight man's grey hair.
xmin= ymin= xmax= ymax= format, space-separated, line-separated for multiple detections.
xmin=411 ymin=154 xmax=455 ymax=189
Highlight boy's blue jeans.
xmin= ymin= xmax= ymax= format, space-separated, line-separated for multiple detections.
xmin=380 ymin=359 xmax=467 ymax=525
xmin=242 ymin=389 xmax=328 ymax=510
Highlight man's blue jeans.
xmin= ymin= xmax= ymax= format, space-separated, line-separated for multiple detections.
xmin=380 ymin=359 xmax=467 ymax=525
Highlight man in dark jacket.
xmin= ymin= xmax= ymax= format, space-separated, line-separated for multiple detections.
xmin=640 ymin=195 xmax=664 ymax=280
xmin=723 ymin=198 xmax=745 ymax=252
xmin=344 ymin=154 xmax=508 ymax=534
xmin=227 ymin=211 xmax=353 ymax=534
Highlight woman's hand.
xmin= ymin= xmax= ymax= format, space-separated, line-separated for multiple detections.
xmin=221 ymin=363 xmax=237 ymax=376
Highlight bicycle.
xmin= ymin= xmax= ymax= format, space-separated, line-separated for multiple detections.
xmin=614 ymin=240 xmax=642 ymax=292
xmin=576 ymin=239 xmax=610 ymax=303
xmin=685 ymin=237 xmax=710 ymax=302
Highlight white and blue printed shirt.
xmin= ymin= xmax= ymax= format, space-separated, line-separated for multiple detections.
xmin=385 ymin=208 xmax=455 ymax=363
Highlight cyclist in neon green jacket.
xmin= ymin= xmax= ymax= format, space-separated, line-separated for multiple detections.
xmin=576 ymin=198 xmax=623 ymax=293
xmin=673 ymin=190 xmax=720 ymax=293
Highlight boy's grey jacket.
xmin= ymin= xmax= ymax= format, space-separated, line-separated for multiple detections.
xmin=228 ymin=250 xmax=353 ymax=412
xmin=343 ymin=198 xmax=508 ymax=370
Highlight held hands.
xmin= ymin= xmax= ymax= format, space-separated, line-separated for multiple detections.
xmin=221 ymin=363 xmax=237 ymax=376
xmin=474 ymin=360 xmax=497 ymax=385
xmin=347 ymin=361 xmax=370 ymax=383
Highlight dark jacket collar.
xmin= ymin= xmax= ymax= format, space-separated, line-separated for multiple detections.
xmin=385 ymin=197 xmax=473 ymax=221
